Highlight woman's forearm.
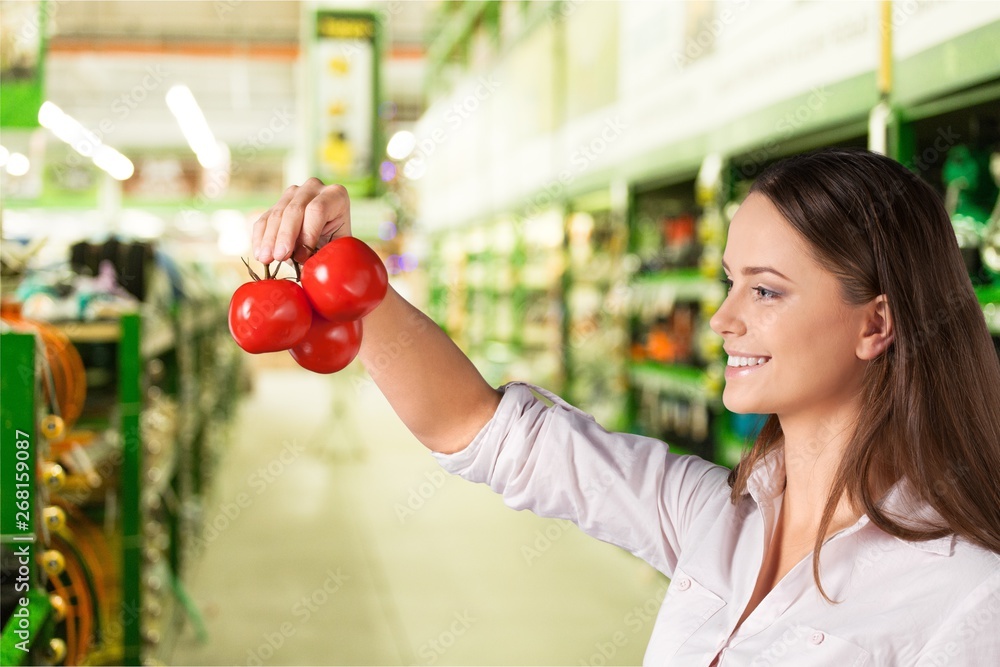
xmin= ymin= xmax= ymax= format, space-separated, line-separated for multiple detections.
xmin=358 ymin=285 xmax=502 ymax=454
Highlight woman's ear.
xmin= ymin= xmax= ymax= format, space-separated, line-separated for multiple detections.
xmin=857 ymin=294 xmax=894 ymax=360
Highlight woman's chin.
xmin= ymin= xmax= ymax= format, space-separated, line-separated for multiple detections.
xmin=722 ymin=391 xmax=764 ymax=416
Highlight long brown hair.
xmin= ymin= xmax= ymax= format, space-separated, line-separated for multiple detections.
xmin=727 ymin=148 xmax=1000 ymax=601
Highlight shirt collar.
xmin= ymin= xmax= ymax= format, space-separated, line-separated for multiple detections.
xmin=744 ymin=446 xmax=956 ymax=556
xmin=876 ymin=477 xmax=957 ymax=556
xmin=745 ymin=447 xmax=786 ymax=504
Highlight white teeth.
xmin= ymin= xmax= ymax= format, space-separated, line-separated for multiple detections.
xmin=727 ymin=355 xmax=769 ymax=367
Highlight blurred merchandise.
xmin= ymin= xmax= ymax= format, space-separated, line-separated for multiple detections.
xmin=1 ymin=226 xmax=246 ymax=666
xmin=563 ymin=197 xmax=630 ymax=430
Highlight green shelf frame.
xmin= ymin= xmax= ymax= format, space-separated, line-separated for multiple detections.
xmin=118 ymin=314 xmax=144 ymax=666
xmin=975 ymin=283 xmax=1000 ymax=336
xmin=630 ymin=269 xmax=723 ymax=306
xmin=715 ymin=422 xmax=750 ymax=470
xmin=0 ymin=333 xmax=51 ymax=664
xmin=627 ymin=360 xmax=715 ymax=403
xmin=0 ymin=591 xmax=53 ymax=665
xmin=975 ymin=283 xmax=1000 ymax=307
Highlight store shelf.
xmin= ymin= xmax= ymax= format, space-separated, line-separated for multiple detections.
xmin=627 ymin=360 xmax=714 ymax=403
xmin=55 ymin=318 xmax=177 ymax=359
xmin=975 ymin=284 xmax=1000 ymax=335
xmin=629 ymin=269 xmax=722 ymax=311
xmin=715 ymin=424 xmax=749 ymax=470
xmin=56 ymin=319 xmax=121 ymax=343
xmin=0 ymin=333 xmax=49 ymax=665
xmin=0 ymin=591 xmax=53 ymax=666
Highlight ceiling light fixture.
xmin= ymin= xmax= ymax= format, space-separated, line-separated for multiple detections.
xmin=37 ymin=101 xmax=134 ymax=180
xmin=386 ymin=130 xmax=416 ymax=161
xmin=6 ymin=152 xmax=30 ymax=177
xmin=165 ymin=84 xmax=226 ymax=169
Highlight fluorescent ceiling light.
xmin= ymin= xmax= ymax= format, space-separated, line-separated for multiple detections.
xmin=39 ymin=101 xmax=101 ymax=157
xmin=402 ymin=158 xmax=425 ymax=180
xmin=166 ymin=84 xmax=226 ymax=168
xmin=6 ymin=152 xmax=30 ymax=176
xmin=38 ymin=101 xmax=134 ymax=180
xmin=386 ymin=130 xmax=416 ymax=161
xmin=93 ymin=145 xmax=135 ymax=181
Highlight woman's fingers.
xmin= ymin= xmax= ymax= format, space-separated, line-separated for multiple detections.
xmin=306 ymin=184 xmax=351 ymax=240
xmin=271 ymin=178 xmax=324 ymax=261
xmin=253 ymin=179 xmax=352 ymax=264
xmin=255 ymin=184 xmax=301 ymax=264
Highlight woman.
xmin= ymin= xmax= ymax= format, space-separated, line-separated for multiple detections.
xmin=252 ymin=148 xmax=1000 ymax=664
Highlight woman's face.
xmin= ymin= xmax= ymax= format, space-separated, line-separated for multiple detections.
xmin=709 ymin=193 xmax=871 ymax=419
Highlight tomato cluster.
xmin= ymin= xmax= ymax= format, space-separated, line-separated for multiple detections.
xmin=228 ymin=237 xmax=388 ymax=374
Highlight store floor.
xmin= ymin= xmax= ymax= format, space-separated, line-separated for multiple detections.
xmin=171 ymin=358 xmax=666 ymax=666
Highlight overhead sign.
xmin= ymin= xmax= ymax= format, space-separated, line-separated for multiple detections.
xmin=0 ymin=0 xmax=46 ymax=127
xmin=312 ymin=11 xmax=379 ymax=196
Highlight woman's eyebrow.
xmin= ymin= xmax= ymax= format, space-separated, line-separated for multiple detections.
xmin=721 ymin=260 xmax=794 ymax=283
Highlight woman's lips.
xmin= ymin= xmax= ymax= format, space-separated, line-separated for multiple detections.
xmin=724 ymin=355 xmax=771 ymax=379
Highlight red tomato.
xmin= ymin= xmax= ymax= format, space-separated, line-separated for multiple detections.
xmin=228 ymin=279 xmax=312 ymax=353
xmin=288 ymin=317 xmax=362 ymax=374
xmin=301 ymin=237 xmax=388 ymax=322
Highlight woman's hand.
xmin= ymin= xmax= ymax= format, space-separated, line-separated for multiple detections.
xmin=252 ymin=178 xmax=352 ymax=265
xmin=251 ymin=178 xmax=501 ymax=454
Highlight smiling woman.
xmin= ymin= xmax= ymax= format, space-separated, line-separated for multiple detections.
xmin=712 ymin=192 xmax=883 ymax=424
xmin=726 ymin=149 xmax=1000 ymax=602
xmin=252 ymin=148 xmax=1000 ymax=665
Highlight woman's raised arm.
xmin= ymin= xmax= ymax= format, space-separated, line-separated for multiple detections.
xmin=252 ymin=179 xmax=501 ymax=454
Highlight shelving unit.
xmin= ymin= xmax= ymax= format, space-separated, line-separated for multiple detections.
xmin=622 ymin=174 xmax=728 ymax=462
xmin=416 ymin=2 xmax=1000 ymax=466
xmin=562 ymin=192 xmax=629 ymax=429
xmin=1 ymin=239 xmax=242 ymax=665
xmin=427 ymin=210 xmax=566 ymax=393
xmin=1 ymin=331 xmax=57 ymax=666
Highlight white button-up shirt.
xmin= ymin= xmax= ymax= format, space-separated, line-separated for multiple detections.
xmin=433 ymin=383 xmax=1000 ymax=666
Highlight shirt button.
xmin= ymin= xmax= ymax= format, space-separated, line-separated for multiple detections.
xmin=675 ymin=578 xmax=691 ymax=591
xmin=810 ymin=631 xmax=825 ymax=645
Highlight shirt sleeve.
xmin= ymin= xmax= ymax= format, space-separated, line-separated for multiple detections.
xmin=913 ymin=560 xmax=1000 ymax=666
xmin=432 ymin=382 xmax=732 ymax=576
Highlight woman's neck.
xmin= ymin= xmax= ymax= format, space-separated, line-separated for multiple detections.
xmin=777 ymin=401 xmax=863 ymax=534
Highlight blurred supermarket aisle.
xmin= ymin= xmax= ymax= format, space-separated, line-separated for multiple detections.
xmin=171 ymin=357 xmax=666 ymax=666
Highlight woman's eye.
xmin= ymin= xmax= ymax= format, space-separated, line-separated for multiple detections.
xmin=753 ymin=286 xmax=778 ymax=300
xmin=720 ymin=277 xmax=733 ymax=292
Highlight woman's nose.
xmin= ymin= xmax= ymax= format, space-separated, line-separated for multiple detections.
xmin=709 ymin=292 xmax=746 ymax=338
